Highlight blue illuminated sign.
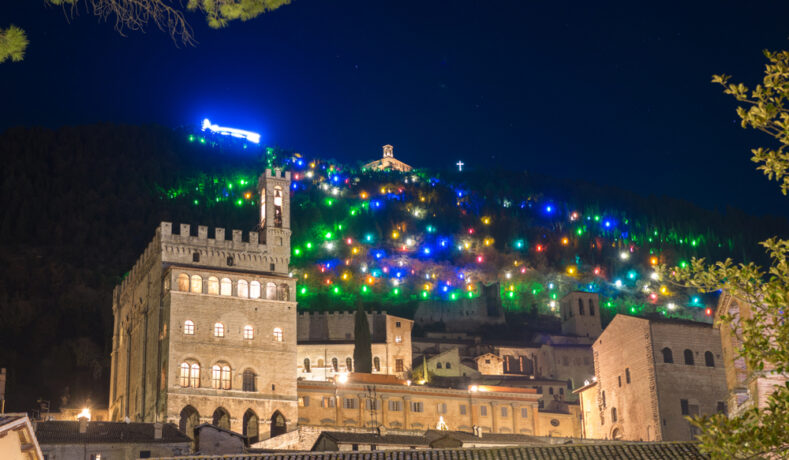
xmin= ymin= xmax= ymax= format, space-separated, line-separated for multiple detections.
xmin=201 ymin=118 xmax=260 ymax=144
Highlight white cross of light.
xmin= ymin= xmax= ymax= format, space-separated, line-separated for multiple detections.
xmin=456 ymin=160 xmax=465 ymax=172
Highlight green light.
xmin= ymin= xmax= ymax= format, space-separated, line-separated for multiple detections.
xmin=300 ymin=287 xmax=308 ymax=295
xmin=450 ymin=293 xmax=457 ymax=300
xmin=350 ymin=209 xmax=357 ymax=216
xmin=325 ymin=232 xmax=332 ymax=240
xmin=236 ymin=199 xmax=243 ymax=206
xmin=199 ymin=138 xmax=206 ymax=144
xmin=691 ymin=239 xmax=698 ymax=247
xmin=325 ymin=198 xmax=334 ymax=206
xmin=421 ymin=291 xmax=428 ymax=298
xmin=392 ymin=288 xmax=400 ymax=295
xmin=679 ymin=260 xmax=688 ymax=269
xmin=338 ymin=224 xmax=343 ymax=230
xmin=188 ymin=135 xmax=195 ymax=142
xmin=467 ymin=291 xmax=473 ymax=298
xmin=362 ymin=286 xmax=369 ymax=294
xmin=332 ymin=286 xmax=341 ymax=295
xmin=594 ymin=215 xmax=600 ymax=222
xmin=576 ymin=228 xmax=583 ymax=236
xmin=228 ymin=184 xmax=233 ymax=189
xmin=551 ymin=293 xmax=557 ymax=300
xmin=193 ymin=199 xmax=199 ymax=205
xmin=507 ymin=292 xmax=515 ymax=299
xmin=514 ymin=239 xmax=524 ymax=249
xmin=293 ymin=248 xmax=301 ymax=256
xmin=306 ymin=242 xmax=313 ymax=249
xmin=426 ymin=225 xmax=435 ymax=233
xmin=365 ymin=234 xmax=373 ymax=242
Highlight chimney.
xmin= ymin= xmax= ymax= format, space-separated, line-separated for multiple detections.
xmin=154 ymin=422 xmax=163 ymax=440
xmin=79 ymin=417 xmax=88 ymax=434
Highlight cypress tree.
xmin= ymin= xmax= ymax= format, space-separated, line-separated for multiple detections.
xmin=353 ymin=301 xmax=373 ymax=373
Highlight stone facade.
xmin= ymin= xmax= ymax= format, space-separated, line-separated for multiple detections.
xmin=475 ymin=353 xmax=504 ymax=375
xmin=296 ymin=312 xmax=413 ymax=380
xmin=578 ymin=314 xmax=727 ymax=441
xmin=414 ymin=283 xmax=506 ymax=332
xmin=714 ymin=292 xmax=789 ymax=418
xmin=411 ymin=348 xmax=480 ymax=383
xmin=559 ymin=292 xmax=603 ymax=339
xmin=295 ymin=375 xmax=580 ymax=438
xmin=109 ymin=169 xmax=298 ymax=444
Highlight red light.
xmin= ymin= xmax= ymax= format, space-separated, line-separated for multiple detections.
xmin=520 ymin=267 xmax=527 ymax=273
xmin=593 ymin=267 xmax=601 ymax=275
xmin=477 ymin=255 xmax=484 ymax=263
xmin=468 ymin=228 xmax=475 ymax=234
xmin=346 ymin=238 xmax=352 ymax=245
xmin=705 ymin=308 xmax=712 ymax=316
xmin=536 ymin=244 xmax=543 ymax=252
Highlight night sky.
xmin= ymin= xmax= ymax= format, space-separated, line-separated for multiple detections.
xmin=3 ymin=1 xmax=789 ymax=218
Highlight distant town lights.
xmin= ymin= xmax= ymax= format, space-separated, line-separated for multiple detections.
xmin=201 ymin=118 xmax=260 ymax=144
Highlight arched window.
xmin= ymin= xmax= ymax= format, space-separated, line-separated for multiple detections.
xmin=273 ymin=327 xmax=283 ymax=342
xmin=277 ymin=284 xmax=290 ymax=301
xmin=190 ymin=275 xmax=202 ymax=293
xmin=705 ymin=351 xmax=715 ymax=367
xmin=212 ymin=364 xmax=231 ymax=389
xmin=177 ymin=274 xmax=190 ymax=292
xmin=250 ymin=281 xmax=261 ymax=299
xmin=238 ymin=279 xmax=249 ymax=298
xmin=243 ymin=325 xmax=254 ymax=340
xmin=207 ymin=276 xmax=219 ymax=295
xmin=446 ymin=362 xmax=452 ymax=369
xmin=273 ymin=187 xmax=283 ymax=228
xmin=220 ymin=278 xmax=232 ymax=296
xmin=589 ymin=299 xmax=595 ymax=316
xmin=332 ymin=358 xmax=339 ymax=372
xmin=179 ymin=362 xmax=190 ymax=387
xmin=303 ymin=358 xmax=311 ymax=373
xmin=243 ymin=369 xmax=256 ymax=392
xmin=212 ymin=407 xmax=230 ymax=431
xmin=578 ymin=299 xmax=585 ymax=315
xmin=373 ymin=357 xmax=381 ymax=372
xmin=180 ymin=362 xmax=200 ymax=387
xmin=684 ymin=349 xmax=695 ymax=365
xmin=190 ymin=363 xmax=200 ymax=387
xmin=436 ymin=362 xmax=443 ymax=369
xmin=266 ymin=282 xmax=277 ymax=300
xmin=346 ymin=357 xmax=353 ymax=372
xmin=214 ymin=322 xmax=224 ymax=338
xmin=662 ymin=347 xmax=674 ymax=364
xmin=183 ymin=320 xmax=195 ymax=335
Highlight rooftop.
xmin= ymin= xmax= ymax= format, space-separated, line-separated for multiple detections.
xmin=150 ymin=442 xmax=707 ymax=460
xmin=35 ymin=421 xmax=192 ymax=445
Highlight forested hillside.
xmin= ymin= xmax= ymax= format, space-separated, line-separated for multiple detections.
xmin=0 ymin=124 xmax=786 ymax=414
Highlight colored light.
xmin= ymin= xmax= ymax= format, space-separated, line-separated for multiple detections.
xmin=561 ymin=237 xmax=569 ymax=245
xmin=615 ymin=279 xmax=623 ymax=288
xmin=705 ymin=308 xmax=712 ymax=316
xmin=627 ymin=270 xmax=637 ymax=280
xmin=650 ymin=257 xmax=658 ymax=265
xmin=201 ymin=118 xmax=260 ymax=143
xmin=299 ymin=287 xmax=307 ymax=294
xmin=476 ymin=255 xmax=484 ymax=263
xmin=365 ymin=234 xmax=373 ymax=242
xmin=391 ymin=231 xmax=400 ymax=239
xmin=567 ymin=266 xmax=576 ymax=275
xmin=482 ymin=217 xmax=491 ymax=225
xmin=536 ymin=244 xmax=543 ymax=252
xmin=619 ymin=251 xmax=630 ymax=260
xmin=293 ymin=248 xmax=301 ymax=256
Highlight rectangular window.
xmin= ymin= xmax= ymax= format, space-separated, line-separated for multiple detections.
xmin=501 ymin=407 xmax=508 ymax=417
xmin=521 ymin=408 xmax=528 ymax=418
xmin=395 ymin=359 xmax=404 ymax=372
xmin=395 ymin=335 xmax=403 ymax=344
xmin=396 ymin=321 xmax=401 ymax=328
xmin=626 ymin=368 xmax=631 ymax=384
xmin=618 ymin=375 xmax=622 ymax=387
xmin=365 ymin=399 xmax=380 ymax=410
xmin=139 ymin=452 xmax=151 ymax=459
xmin=299 ymin=396 xmax=310 ymax=407
xmin=410 ymin=401 xmax=424 ymax=413
xmin=459 ymin=404 xmax=467 ymax=415
xmin=480 ymin=406 xmax=488 ymax=416
xmin=680 ymin=399 xmax=689 ymax=416
xmin=344 ymin=398 xmax=357 ymax=409
xmin=322 ymin=397 xmax=336 ymax=408
xmin=437 ymin=403 xmax=447 ymax=414
xmin=388 ymin=400 xmax=402 ymax=411
xmin=716 ymin=401 xmax=726 ymax=413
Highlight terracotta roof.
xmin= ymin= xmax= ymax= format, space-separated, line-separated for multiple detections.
xmin=314 ymin=431 xmax=430 ymax=448
xmin=0 ymin=414 xmax=25 ymax=429
xmin=150 ymin=442 xmax=707 ymax=459
xmin=35 ymin=421 xmax=192 ymax=445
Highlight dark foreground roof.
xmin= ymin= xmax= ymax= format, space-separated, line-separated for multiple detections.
xmin=151 ymin=442 xmax=707 ymax=460
xmin=0 ymin=414 xmax=26 ymax=429
xmin=316 ymin=431 xmax=430 ymax=447
xmin=35 ymin=421 xmax=192 ymax=445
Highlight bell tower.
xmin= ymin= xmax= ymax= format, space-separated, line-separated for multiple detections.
xmin=258 ymin=168 xmax=291 ymax=273
xmin=383 ymin=144 xmax=394 ymax=158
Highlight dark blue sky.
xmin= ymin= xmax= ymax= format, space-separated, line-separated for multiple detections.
xmin=3 ymin=1 xmax=789 ymax=217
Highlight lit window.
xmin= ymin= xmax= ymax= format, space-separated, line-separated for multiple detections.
xmin=177 ymin=274 xmax=189 ymax=291
xmin=395 ymin=359 xmax=404 ymax=372
xmin=243 ymin=325 xmax=254 ymax=340
xmin=207 ymin=276 xmax=219 ymax=295
xmin=373 ymin=357 xmax=381 ymax=372
xmin=214 ymin=323 xmax=224 ymax=337
xmin=190 ymin=275 xmax=202 ymax=293
xmin=190 ymin=363 xmax=200 ymax=387
xmin=184 ymin=320 xmax=194 ymax=335
xmin=212 ymin=364 xmax=231 ymax=389
xmin=181 ymin=362 xmax=200 ymax=387
xmin=179 ymin=362 xmax=190 ymax=387
xmin=250 ymin=281 xmax=261 ymax=299
xmin=346 ymin=357 xmax=353 ymax=372
xmin=220 ymin=278 xmax=232 ymax=296
xmin=266 ymin=282 xmax=277 ymax=300
xmin=273 ymin=327 xmax=283 ymax=342
xmin=238 ymin=279 xmax=249 ymax=298
xmin=395 ymin=335 xmax=403 ymax=344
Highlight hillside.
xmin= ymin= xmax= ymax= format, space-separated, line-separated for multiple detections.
xmin=0 ymin=124 xmax=786 ymax=413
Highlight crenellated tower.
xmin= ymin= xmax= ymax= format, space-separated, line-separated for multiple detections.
xmin=258 ymin=169 xmax=292 ymax=271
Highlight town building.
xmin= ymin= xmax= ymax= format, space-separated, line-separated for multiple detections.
xmin=296 ymin=312 xmax=413 ymax=380
xmin=295 ymin=374 xmax=581 ymax=438
xmin=194 ymin=423 xmax=247 ymax=455
xmin=411 ymin=348 xmax=480 ymax=382
xmin=714 ymin=291 xmax=789 ymax=417
xmin=35 ymin=419 xmax=190 ymax=460
xmin=0 ymin=414 xmax=43 ymax=460
xmin=362 ymin=145 xmax=412 ymax=172
xmin=108 ymin=169 xmax=297 ymax=443
xmin=576 ymin=314 xmax=727 ymax=441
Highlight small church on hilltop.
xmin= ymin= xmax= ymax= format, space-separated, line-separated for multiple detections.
xmin=363 ymin=145 xmax=412 ymax=172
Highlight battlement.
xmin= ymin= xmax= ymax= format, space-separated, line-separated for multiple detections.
xmin=298 ymin=310 xmax=388 ymax=318
xmin=159 ymin=222 xmax=265 ymax=247
xmin=260 ymin=168 xmax=291 ymax=183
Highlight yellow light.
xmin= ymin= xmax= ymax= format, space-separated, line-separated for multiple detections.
xmin=463 ymin=241 xmax=471 ymax=249
xmin=309 ymin=162 xmax=316 ymax=168
xmin=482 ymin=217 xmax=491 ymax=225
xmin=567 ymin=266 xmax=576 ymax=275
xmin=660 ymin=286 xmax=668 ymax=295
xmin=423 ymin=283 xmax=431 ymax=291
xmin=420 ymin=196 xmax=426 ymax=202
xmin=337 ymin=373 xmax=348 ymax=384
xmin=466 ymin=284 xmax=473 ymax=292
xmin=342 ymin=272 xmax=350 ymax=280
xmin=77 ymin=408 xmax=91 ymax=421
xmin=391 ymin=230 xmax=400 ymax=239
xmin=650 ymin=256 xmax=658 ymax=265
xmin=360 ymin=191 xmax=368 ymax=199
xmin=561 ymin=237 xmax=569 ymax=245
xmin=303 ymin=273 xmax=309 ymax=279
xmin=380 ymin=187 xmax=386 ymax=194
xmin=352 ymin=247 xmax=360 ymax=255
xmin=483 ymin=237 xmax=494 ymax=246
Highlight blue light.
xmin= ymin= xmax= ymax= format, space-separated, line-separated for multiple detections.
xmin=440 ymin=239 xmax=448 ymax=247
xmin=296 ymin=159 xmax=304 ymax=166
xmin=422 ymin=247 xmax=431 ymax=255
xmin=332 ymin=175 xmax=340 ymax=183
xmin=604 ymin=221 xmax=611 ymax=228
xmin=201 ymin=118 xmax=260 ymax=144
xmin=545 ymin=205 xmax=553 ymax=213
xmin=371 ymin=200 xmax=382 ymax=208
xmin=374 ymin=250 xmax=385 ymax=259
